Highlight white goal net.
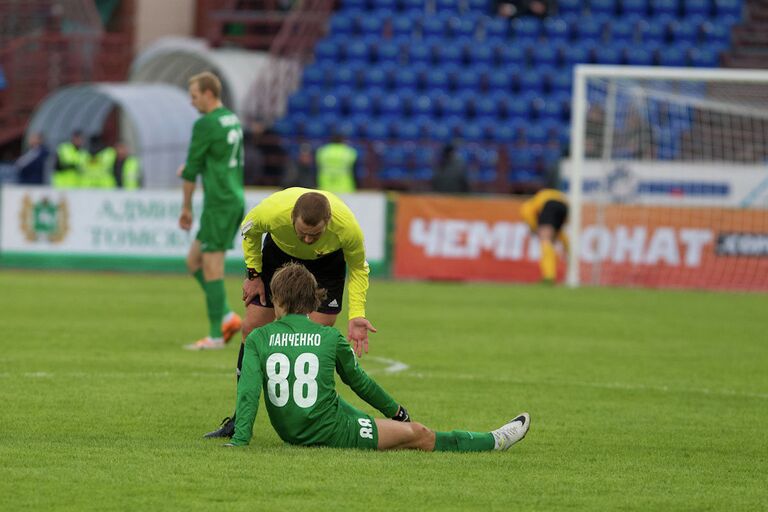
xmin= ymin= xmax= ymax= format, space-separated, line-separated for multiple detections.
xmin=566 ymin=65 xmax=768 ymax=291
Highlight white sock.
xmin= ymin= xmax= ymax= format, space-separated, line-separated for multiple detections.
xmin=222 ymin=311 xmax=235 ymax=323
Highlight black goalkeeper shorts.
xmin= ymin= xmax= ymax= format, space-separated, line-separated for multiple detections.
xmin=538 ymin=200 xmax=568 ymax=233
xmin=250 ymin=234 xmax=346 ymax=315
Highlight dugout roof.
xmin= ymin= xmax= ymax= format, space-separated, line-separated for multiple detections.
xmin=26 ymin=83 xmax=198 ymax=189
xmin=129 ymin=37 xmax=271 ymax=120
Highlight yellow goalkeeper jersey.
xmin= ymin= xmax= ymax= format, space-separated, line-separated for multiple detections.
xmin=240 ymin=187 xmax=369 ymax=320
xmin=520 ymin=188 xmax=568 ymax=231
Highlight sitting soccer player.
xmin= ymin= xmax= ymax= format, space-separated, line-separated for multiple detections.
xmin=227 ymin=262 xmax=531 ymax=452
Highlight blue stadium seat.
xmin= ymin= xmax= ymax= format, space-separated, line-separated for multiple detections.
xmin=700 ymin=22 xmax=731 ymax=45
xmin=411 ymin=94 xmax=434 ymax=118
xmin=333 ymin=65 xmax=360 ymax=89
xmin=683 ymin=0 xmax=712 ymax=16
xmin=575 ymin=17 xmax=605 ymax=43
xmin=408 ymin=44 xmax=432 ymax=66
xmin=519 ymin=69 xmax=544 ymax=95
xmin=429 ymin=122 xmax=453 ymax=142
xmin=305 ymin=119 xmax=328 ymax=140
xmin=474 ymin=96 xmax=497 ymax=120
xmin=544 ymin=17 xmax=570 ymax=43
xmin=287 ymin=92 xmax=313 ymax=115
xmin=392 ymin=16 xmax=414 ymax=38
xmin=402 ymin=0 xmax=426 ymax=12
xmin=609 ymin=18 xmax=637 ymax=43
xmin=436 ymin=44 xmax=462 ymax=66
xmin=365 ymin=120 xmax=389 ymax=139
xmin=436 ymin=0 xmax=461 ymax=13
xmin=550 ymin=69 xmax=573 ymax=94
xmin=558 ymin=0 xmax=583 ymax=15
xmin=421 ymin=17 xmax=446 ymax=39
xmin=624 ymin=45 xmax=654 ymax=65
xmin=594 ymin=45 xmax=622 ymax=64
xmin=507 ymin=96 xmax=532 ymax=119
xmin=315 ymin=39 xmax=340 ymax=63
xmin=359 ymin=16 xmax=384 ymax=36
xmin=364 ymin=66 xmax=389 ymax=91
xmin=637 ymin=18 xmax=668 ymax=43
xmin=329 ymin=13 xmax=356 ymax=37
xmin=469 ymin=44 xmax=494 ymax=67
xmin=426 ymin=68 xmax=449 ymax=91
xmin=340 ymin=0 xmax=367 ymax=11
xmin=590 ymin=0 xmax=617 ymax=16
xmin=374 ymin=42 xmax=399 ymax=65
xmin=456 ymin=72 xmax=480 ymax=92
xmin=442 ymin=96 xmax=465 ymax=118
xmin=561 ymin=41 xmax=593 ymax=66
xmin=714 ymin=0 xmax=742 ymax=18
xmin=447 ymin=15 xmax=476 ymax=39
xmin=349 ymin=93 xmax=372 ymax=116
xmin=531 ymin=45 xmax=558 ymax=67
xmin=498 ymin=44 xmax=527 ymax=66
xmin=650 ymin=0 xmax=679 ymax=16
xmin=346 ymin=40 xmax=370 ymax=64
xmin=621 ymin=0 xmax=649 ymax=16
xmin=461 ymin=122 xmax=485 ymax=142
xmin=657 ymin=44 xmax=689 ymax=66
xmin=689 ymin=45 xmax=721 ymax=67
xmin=512 ymin=17 xmax=541 ymax=43
xmin=319 ymin=93 xmax=341 ymax=115
xmin=394 ymin=122 xmax=420 ymax=140
xmin=301 ymin=64 xmax=327 ymax=88
xmin=488 ymin=68 xmax=513 ymax=92
xmin=670 ymin=19 xmax=701 ymax=44
xmin=379 ymin=93 xmax=403 ymax=118
xmin=484 ymin=17 xmax=509 ymax=41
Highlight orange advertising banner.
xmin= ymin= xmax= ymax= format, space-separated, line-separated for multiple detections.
xmin=393 ymin=195 xmax=768 ymax=291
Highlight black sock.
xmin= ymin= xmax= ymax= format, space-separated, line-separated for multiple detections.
xmin=236 ymin=342 xmax=245 ymax=382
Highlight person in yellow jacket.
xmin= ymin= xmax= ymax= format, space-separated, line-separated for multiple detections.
xmin=113 ymin=142 xmax=141 ymax=190
xmin=53 ymin=130 xmax=87 ymax=188
xmin=81 ymin=136 xmax=116 ymax=189
xmin=520 ymin=188 xmax=569 ymax=284
xmin=315 ymin=134 xmax=358 ymax=194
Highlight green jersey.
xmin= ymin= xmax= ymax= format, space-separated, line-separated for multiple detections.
xmin=182 ymin=107 xmax=245 ymax=210
xmin=232 ymin=314 xmax=399 ymax=446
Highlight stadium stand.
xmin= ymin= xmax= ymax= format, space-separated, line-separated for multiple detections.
xmin=273 ymin=0 xmax=746 ymax=192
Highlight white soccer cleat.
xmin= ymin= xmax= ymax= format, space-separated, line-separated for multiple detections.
xmin=183 ymin=337 xmax=225 ymax=351
xmin=491 ymin=412 xmax=530 ymax=451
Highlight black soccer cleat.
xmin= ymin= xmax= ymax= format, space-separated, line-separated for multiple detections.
xmin=203 ymin=416 xmax=235 ymax=438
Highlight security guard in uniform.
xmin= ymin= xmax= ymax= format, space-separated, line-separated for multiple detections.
xmin=53 ymin=130 xmax=87 ymax=188
xmin=315 ymin=134 xmax=358 ymax=194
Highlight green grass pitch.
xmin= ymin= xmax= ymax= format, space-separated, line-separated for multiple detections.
xmin=1 ymin=270 xmax=766 ymax=511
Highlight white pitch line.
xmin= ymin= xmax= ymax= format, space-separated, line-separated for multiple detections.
xmin=365 ymin=356 xmax=409 ymax=375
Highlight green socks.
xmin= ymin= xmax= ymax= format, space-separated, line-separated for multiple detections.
xmin=434 ymin=431 xmax=495 ymax=452
xmin=203 ymin=279 xmax=227 ymax=339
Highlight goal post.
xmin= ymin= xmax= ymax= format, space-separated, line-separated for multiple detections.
xmin=566 ymin=65 xmax=768 ymax=291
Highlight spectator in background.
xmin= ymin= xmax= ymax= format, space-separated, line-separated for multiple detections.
xmin=53 ymin=130 xmax=87 ymax=188
xmin=431 ymin=142 xmax=470 ymax=194
xmin=316 ymin=133 xmax=358 ymax=194
xmin=81 ymin=135 xmax=116 ymax=189
xmin=113 ymin=142 xmax=141 ymax=190
xmin=282 ymin=143 xmax=316 ymax=189
xmin=495 ymin=0 xmax=550 ymax=18
xmin=15 ymin=133 xmax=50 ymax=185
xmin=249 ymin=120 xmax=286 ymax=186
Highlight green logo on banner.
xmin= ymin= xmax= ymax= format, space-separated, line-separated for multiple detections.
xmin=20 ymin=194 xmax=69 ymax=243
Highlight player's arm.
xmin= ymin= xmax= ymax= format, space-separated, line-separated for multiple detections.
xmin=340 ymin=222 xmax=376 ymax=356
xmin=179 ymin=119 xmax=210 ymax=230
xmin=335 ymin=334 xmax=400 ymax=418
xmin=230 ymin=332 xmax=265 ymax=446
xmin=519 ymin=200 xmax=538 ymax=232
xmin=240 ymin=208 xmax=269 ymax=304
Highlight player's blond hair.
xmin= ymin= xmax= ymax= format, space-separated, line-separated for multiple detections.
xmin=270 ymin=262 xmax=327 ymax=315
xmin=189 ymin=71 xmax=222 ymax=99
xmin=292 ymin=192 xmax=331 ymax=226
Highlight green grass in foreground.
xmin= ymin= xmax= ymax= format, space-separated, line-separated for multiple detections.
xmin=0 ymin=271 xmax=766 ymax=511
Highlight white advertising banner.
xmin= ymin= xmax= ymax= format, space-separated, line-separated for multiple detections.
xmin=0 ymin=187 xmax=386 ymax=264
xmin=560 ymin=160 xmax=768 ymax=208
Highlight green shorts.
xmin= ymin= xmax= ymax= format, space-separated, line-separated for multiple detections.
xmin=325 ymin=400 xmax=378 ymax=450
xmin=196 ymin=206 xmax=244 ymax=252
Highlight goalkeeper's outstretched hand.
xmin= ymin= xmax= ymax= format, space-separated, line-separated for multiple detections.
xmin=392 ymin=405 xmax=410 ymax=422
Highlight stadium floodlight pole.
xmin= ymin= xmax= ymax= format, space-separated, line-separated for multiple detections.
xmin=565 ymin=64 xmax=768 ymax=288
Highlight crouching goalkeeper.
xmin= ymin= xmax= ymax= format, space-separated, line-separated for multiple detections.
xmin=226 ymin=262 xmax=530 ymax=452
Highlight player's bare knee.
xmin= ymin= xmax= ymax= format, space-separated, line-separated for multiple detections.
xmin=410 ymin=422 xmax=434 ymax=450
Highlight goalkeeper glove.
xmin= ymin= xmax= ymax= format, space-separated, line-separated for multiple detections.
xmin=392 ymin=405 xmax=410 ymax=422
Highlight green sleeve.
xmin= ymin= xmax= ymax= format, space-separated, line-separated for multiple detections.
xmin=335 ymin=333 xmax=399 ymax=417
xmin=231 ymin=333 xmax=264 ymax=446
xmin=182 ymin=117 xmax=210 ymax=182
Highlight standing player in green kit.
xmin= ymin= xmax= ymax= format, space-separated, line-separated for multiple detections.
xmin=227 ymin=263 xmax=531 ymax=452
xmin=179 ymin=72 xmax=244 ymax=350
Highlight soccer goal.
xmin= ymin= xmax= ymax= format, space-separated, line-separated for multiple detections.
xmin=566 ymin=65 xmax=768 ymax=291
